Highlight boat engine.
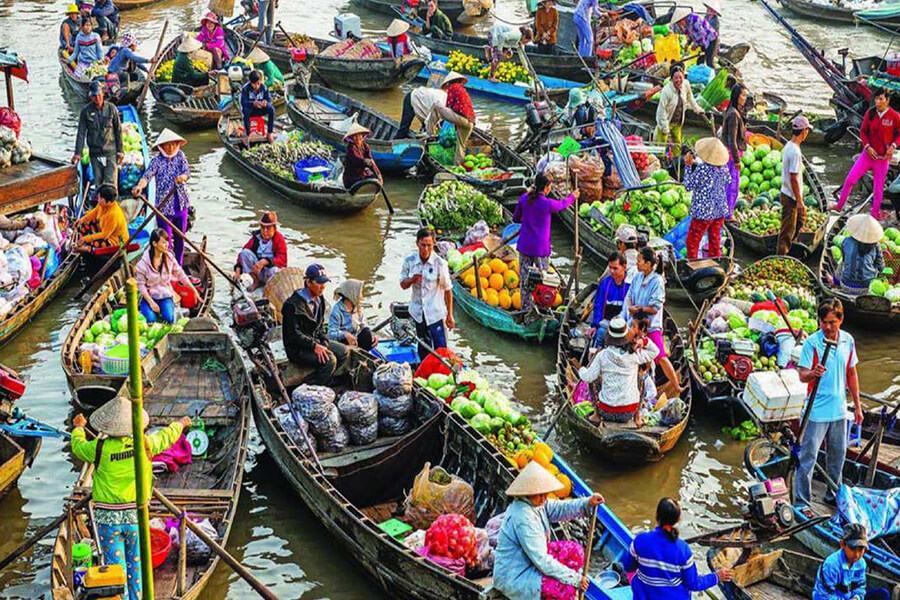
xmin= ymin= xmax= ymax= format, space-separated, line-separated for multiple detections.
xmin=389 ymin=302 xmax=417 ymax=343
xmin=231 ymin=298 xmax=273 ymax=350
xmin=745 ymin=478 xmax=794 ymax=532
xmin=0 ymin=364 xmax=25 ymax=422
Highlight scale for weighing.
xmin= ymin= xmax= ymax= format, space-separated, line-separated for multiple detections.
xmin=185 ymin=415 xmax=209 ymax=459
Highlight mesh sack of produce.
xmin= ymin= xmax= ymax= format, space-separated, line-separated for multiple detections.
xmin=347 ymin=421 xmax=378 ymax=446
xmin=308 ymin=403 xmax=342 ymax=437
xmin=578 ymin=180 xmax=603 ymax=204
xmin=290 ymin=384 xmax=336 ymax=422
xmin=376 ymin=391 xmax=412 ymax=419
xmin=317 ymin=419 xmax=350 ymax=454
xmin=378 ymin=415 xmax=412 ymax=437
xmin=373 ymin=361 xmax=412 ymax=398
xmin=184 ymin=518 xmax=219 ymax=565
xmin=403 ymin=462 xmax=476 ymax=530
xmin=541 ymin=540 xmax=584 ymax=600
xmin=472 ymin=528 xmax=493 ymax=573
xmin=274 ymin=403 xmax=317 ymax=453
xmin=337 ymin=390 xmax=378 ymax=425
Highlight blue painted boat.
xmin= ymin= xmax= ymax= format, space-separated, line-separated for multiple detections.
xmin=285 ymin=82 xmax=424 ymax=172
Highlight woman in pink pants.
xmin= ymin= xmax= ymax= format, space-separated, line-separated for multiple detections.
xmin=832 ymin=89 xmax=900 ymax=217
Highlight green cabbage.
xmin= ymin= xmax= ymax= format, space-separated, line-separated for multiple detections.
xmin=427 ymin=373 xmax=451 ymax=390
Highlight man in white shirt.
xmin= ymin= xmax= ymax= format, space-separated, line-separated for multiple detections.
xmin=396 ymin=84 xmax=448 ymax=139
xmin=777 ymin=115 xmax=810 ymax=255
xmin=400 ymin=228 xmax=455 ymax=360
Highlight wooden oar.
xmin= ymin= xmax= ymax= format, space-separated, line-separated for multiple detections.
xmin=0 ymin=495 xmax=92 ymax=572
xmin=577 ymin=507 xmax=599 ymax=600
xmin=136 ymin=20 xmax=169 ymax=111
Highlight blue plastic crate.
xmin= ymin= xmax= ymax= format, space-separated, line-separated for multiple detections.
xmin=374 ymin=339 xmax=419 ymax=365
xmin=294 ymin=157 xmax=331 ymax=183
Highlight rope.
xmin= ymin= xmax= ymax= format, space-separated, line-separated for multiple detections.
xmin=201 ymin=358 xmax=227 ymax=372
xmin=487 ymin=9 xmax=534 ymax=26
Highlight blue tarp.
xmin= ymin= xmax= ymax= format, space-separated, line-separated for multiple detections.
xmin=836 ymin=484 xmax=900 ymax=540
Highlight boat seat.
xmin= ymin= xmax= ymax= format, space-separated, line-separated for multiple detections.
xmin=278 ymin=362 xmax=316 ymax=388
xmin=318 ymin=434 xmax=406 ymax=469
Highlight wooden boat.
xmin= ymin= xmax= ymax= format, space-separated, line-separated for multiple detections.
xmin=285 ymin=82 xmax=424 ymax=172
xmin=51 ymin=321 xmax=252 ymax=599
xmin=148 ymin=34 xmax=225 ymax=103
xmin=352 ymin=0 xmax=489 ymax=27
xmin=58 ymin=49 xmax=143 ymax=105
xmin=116 ymin=0 xmax=168 ymax=10
xmin=708 ymin=543 xmax=898 ymax=599
xmin=0 ymin=429 xmax=40 ymax=499
xmin=242 ymin=335 xmax=636 ymax=599
xmin=556 ymin=282 xmax=691 ymax=462
xmin=0 ymin=156 xmax=78 ymax=216
xmin=156 ymin=94 xmax=225 ymax=129
xmin=218 ymin=114 xmax=383 ymax=213
xmin=687 ymin=256 xmax=822 ymax=416
xmin=61 ymin=250 xmax=215 ymax=414
xmin=744 ymin=436 xmax=900 ymax=586
xmin=408 ymin=31 xmax=596 ymax=83
xmin=817 ymin=210 xmax=900 ymax=329
xmin=422 ymin=127 xmax=533 ymax=201
xmin=778 ymin=0 xmax=900 ymax=26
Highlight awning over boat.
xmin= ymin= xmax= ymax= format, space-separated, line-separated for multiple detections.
xmin=0 ymin=52 xmax=28 ymax=82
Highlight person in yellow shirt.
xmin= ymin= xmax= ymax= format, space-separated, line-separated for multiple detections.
xmin=74 ymin=184 xmax=130 ymax=253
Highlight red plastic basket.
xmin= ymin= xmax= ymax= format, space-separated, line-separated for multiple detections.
xmin=150 ymin=528 xmax=172 ymax=568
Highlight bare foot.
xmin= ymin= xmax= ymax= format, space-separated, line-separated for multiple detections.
xmin=242 ymin=136 xmax=250 ymax=149
xmin=634 ymin=414 xmax=644 ymax=428
xmin=267 ymin=134 xmax=275 ymax=144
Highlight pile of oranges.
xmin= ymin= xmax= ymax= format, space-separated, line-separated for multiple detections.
xmin=512 ymin=442 xmax=572 ymax=498
xmin=460 ymin=257 xmax=523 ymax=311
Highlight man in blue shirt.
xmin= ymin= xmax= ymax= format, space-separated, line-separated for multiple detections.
xmin=591 ymin=252 xmax=629 ymax=346
xmin=240 ymin=70 xmax=275 ymax=147
xmin=813 ymin=523 xmax=889 ymax=600
xmin=107 ymin=33 xmax=149 ymax=85
xmin=796 ymin=298 xmax=863 ymax=511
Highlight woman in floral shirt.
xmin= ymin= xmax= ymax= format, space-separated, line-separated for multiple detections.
xmin=132 ymin=128 xmax=191 ymax=264
xmin=684 ymin=137 xmax=731 ymax=260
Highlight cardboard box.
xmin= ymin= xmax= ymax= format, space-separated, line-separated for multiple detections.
xmin=741 ymin=369 xmax=807 ymax=423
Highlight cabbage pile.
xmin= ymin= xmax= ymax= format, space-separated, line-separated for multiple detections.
xmin=419 ymin=181 xmax=504 ymax=232
xmin=829 ymin=225 xmax=900 ymax=304
xmin=0 ymin=126 xmax=31 ymax=169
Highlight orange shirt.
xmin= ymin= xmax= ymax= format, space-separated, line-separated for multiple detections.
xmin=536 ymin=5 xmax=559 ymax=45
xmin=82 ymin=201 xmax=129 ymax=245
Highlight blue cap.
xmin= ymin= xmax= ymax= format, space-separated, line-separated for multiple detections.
xmin=89 ymin=80 xmax=103 ymax=96
xmin=305 ymin=263 xmax=330 ymax=284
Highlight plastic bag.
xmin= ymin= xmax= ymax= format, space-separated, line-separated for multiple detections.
xmin=485 ymin=513 xmax=505 ymax=548
xmin=318 ymin=423 xmax=349 ymax=453
xmin=376 ymin=391 xmax=412 ymax=419
xmin=274 ymin=403 xmax=317 ymax=453
xmin=373 ymin=362 xmax=413 ymax=398
xmin=308 ymin=403 xmax=341 ymax=436
xmin=337 ymin=391 xmax=378 ymax=425
xmin=403 ymin=529 xmax=427 ymax=551
xmin=5 ymin=245 xmax=31 ymax=281
xmin=541 ymin=540 xmax=584 ymax=600
xmin=439 ymin=121 xmax=457 ymax=149
xmin=463 ymin=221 xmax=490 ymax=247
xmin=184 ymin=518 xmax=218 ymax=565
xmin=379 ymin=415 xmax=412 ymax=437
xmin=472 ymin=528 xmax=493 ymax=573
xmin=403 ymin=462 xmax=475 ymax=530
xmin=348 ymin=421 xmax=378 ymax=446
xmin=416 ymin=545 xmax=466 ymax=576
xmin=291 ymin=384 xmax=336 ymax=421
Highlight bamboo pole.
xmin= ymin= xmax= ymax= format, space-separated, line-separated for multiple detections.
xmin=127 ymin=278 xmax=154 ymax=600
xmin=577 ymin=507 xmax=598 ymax=600
xmin=137 ymin=21 xmax=169 ymax=111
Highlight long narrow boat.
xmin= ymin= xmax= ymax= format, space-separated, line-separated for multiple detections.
xmin=239 ymin=334 xmax=636 ymax=599
xmin=285 ymin=82 xmax=424 ymax=172
xmin=58 ymin=49 xmax=143 ymax=105
xmin=148 ymin=34 xmax=220 ymax=103
xmin=779 ymin=0 xmax=900 ymax=26
xmin=61 ymin=250 xmax=215 ymax=414
xmin=0 ymin=429 xmax=40 ymax=499
xmin=115 ymin=0 xmax=168 ymax=10
xmin=51 ymin=321 xmax=252 ymax=599
xmin=352 ymin=0 xmax=489 ymax=27
xmin=744 ymin=436 xmax=900 ymax=586
xmin=218 ymin=114 xmax=383 ymax=213
xmin=556 ymin=282 xmax=692 ymax=462
xmin=817 ymin=210 xmax=900 ymax=329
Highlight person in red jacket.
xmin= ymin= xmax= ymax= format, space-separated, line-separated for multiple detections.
xmin=235 ymin=211 xmax=287 ymax=290
xmin=832 ymin=89 xmax=900 ymax=217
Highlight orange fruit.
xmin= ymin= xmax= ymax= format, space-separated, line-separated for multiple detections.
xmin=464 ymin=273 xmax=476 ymax=288
xmin=533 ymin=442 xmax=554 ymax=462
xmin=508 ymin=259 xmax=519 ymax=274
xmin=546 ymin=463 xmax=559 ymax=476
xmin=489 ymin=273 xmax=504 ymax=291
xmin=479 ymin=276 xmax=490 ymax=291
xmin=553 ymin=293 xmax=563 ymax=308
xmin=532 ymin=446 xmax=552 ymax=468
xmin=556 ymin=474 xmax=572 ymax=498
xmin=470 ymin=287 xmax=479 ymax=297
xmin=514 ymin=448 xmax=533 ymax=469
xmin=548 ymin=492 xmax=559 ymax=500
xmin=461 ymin=267 xmax=475 ymax=281
xmin=484 ymin=288 xmax=500 ymax=307
xmin=478 ymin=263 xmax=492 ymax=278
xmin=504 ymin=270 xmax=519 ymax=289
xmin=512 ymin=290 xmax=522 ymax=310
xmin=490 ymin=258 xmax=508 ymax=274
xmin=499 ymin=289 xmax=512 ymax=310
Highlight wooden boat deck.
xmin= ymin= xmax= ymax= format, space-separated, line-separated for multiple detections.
xmin=0 ymin=155 xmax=78 ymax=215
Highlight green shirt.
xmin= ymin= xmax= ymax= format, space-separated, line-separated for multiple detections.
xmin=72 ymin=421 xmax=184 ymax=506
xmin=425 ymin=9 xmax=454 ymax=39
xmin=259 ymin=60 xmax=284 ymax=89
xmin=172 ymin=52 xmax=209 ymax=88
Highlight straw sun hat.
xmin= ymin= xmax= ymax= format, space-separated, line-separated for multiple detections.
xmin=442 ymin=71 xmax=467 ymax=86
xmin=506 ymin=461 xmax=565 ymax=497
xmin=247 ymin=47 xmax=270 ymax=64
xmin=703 ymin=0 xmax=722 ymax=14
xmin=177 ymin=36 xmax=203 ymax=53
xmin=694 ymin=137 xmax=729 ymax=167
xmin=846 ymin=213 xmax=884 ymax=245
xmin=343 ymin=122 xmax=372 ymax=141
xmin=670 ymin=6 xmax=691 ymax=24
xmin=387 ymin=19 xmax=410 ymax=37
xmin=90 ymin=396 xmax=149 ymax=438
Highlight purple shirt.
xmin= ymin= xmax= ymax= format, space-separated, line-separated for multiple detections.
xmin=144 ymin=151 xmax=190 ymax=214
xmin=512 ymin=192 xmax=575 ymax=257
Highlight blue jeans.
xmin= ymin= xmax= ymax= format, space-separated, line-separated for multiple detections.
xmin=243 ymin=104 xmax=275 ymax=135
xmin=98 ymin=522 xmax=141 ymax=600
xmin=140 ymin=297 xmax=176 ymax=324
xmin=257 ymin=0 xmax=272 ymax=44
xmin=573 ymin=13 xmax=593 ymax=57
xmin=593 ymin=319 xmax=609 ymax=347
xmin=414 ymin=318 xmax=447 ymax=361
xmin=795 ymin=418 xmax=847 ymax=508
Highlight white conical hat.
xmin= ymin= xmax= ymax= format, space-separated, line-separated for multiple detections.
xmin=441 ymin=71 xmax=467 ymax=86
xmin=177 ymin=36 xmax=203 ymax=53
xmin=387 ymin=19 xmax=410 ymax=37
xmin=247 ymin=47 xmax=270 ymax=64
xmin=89 ymin=396 xmax=149 ymax=438
xmin=506 ymin=461 xmax=564 ymax=496
xmin=695 ymin=137 xmax=729 ymax=166
xmin=343 ymin=122 xmax=371 ymax=140
xmin=153 ymin=128 xmax=187 ymax=148
xmin=703 ymin=0 xmax=722 ymax=14
xmin=670 ymin=6 xmax=691 ymax=24
xmin=846 ymin=213 xmax=884 ymax=244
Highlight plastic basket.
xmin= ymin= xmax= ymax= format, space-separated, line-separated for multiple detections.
xmin=377 ymin=518 xmax=413 ymax=540
xmin=293 ymin=157 xmax=330 ymax=183
xmin=100 ymin=344 xmax=131 ymax=375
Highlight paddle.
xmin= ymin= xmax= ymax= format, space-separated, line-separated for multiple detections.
xmin=136 ymin=20 xmax=169 ymax=111
xmin=0 ymin=495 xmax=93 ymax=572
xmin=765 ymin=289 xmax=800 ymax=341
xmin=577 ymin=507 xmax=598 ymax=600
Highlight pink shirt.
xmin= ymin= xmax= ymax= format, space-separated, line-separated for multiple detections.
xmin=135 ymin=251 xmax=191 ymax=300
xmin=196 ymin=26 xmax=229 ymax=60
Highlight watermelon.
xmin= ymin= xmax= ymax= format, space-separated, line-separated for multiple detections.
xmin=739 ymin=175 xmax=749 ymax=191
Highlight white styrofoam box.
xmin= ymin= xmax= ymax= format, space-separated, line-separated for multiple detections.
xmin=334 ymin=13 xmax=361 ymax=40
xmin=741 ymin=369 xmax=807 ymax=423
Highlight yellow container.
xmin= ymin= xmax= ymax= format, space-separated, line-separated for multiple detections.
xmin=81 ymin=564 xmax=126 ymax=599
xmin=654 ymin=34 xmax=682 ymax=64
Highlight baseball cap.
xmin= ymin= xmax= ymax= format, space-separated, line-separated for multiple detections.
xmin=305 ymin=263 xmax=330 ymax=284
xmin=89 ymin=80 xmax=103 ymax=97
xmin=842 ymin=523 xmax=869 ymax=549
xmin=615 ymin=224 xmax=638 ymax=243
xmin=792 ymin=115 xmax=811 ymax=130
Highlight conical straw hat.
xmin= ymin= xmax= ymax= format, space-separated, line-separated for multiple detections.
xmin=343 ymin=122 xmax=371 ymax=140
xmin=695 ymin=137 xmax=729 ymax=166
xmin=846 ymin=213 xmax=884 ymax=244
xmin=247 ymin=47 xmax=270 ymax=64
xmin=670 ymin=6 xmax=691 ymax=24
xmin=387 ymin=19 xmax=410 ymax=37
xmin=90 ymin=396 xmax=149 ymax=438
xmin=153 ymin=128 xmax=187 ymax=148
xmin=442 ymin=71 xmax=467 ymax=86
xmin=177 ymin=36 xmax=203 ymax=53
xmin=506 ymin=461 xmax=564 ymax=496
xmin=704 ymin=0 xmax=722 ymax=14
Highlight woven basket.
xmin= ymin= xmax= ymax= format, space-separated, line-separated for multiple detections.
xmin=264 ymin=267 xmax=306 ymax=323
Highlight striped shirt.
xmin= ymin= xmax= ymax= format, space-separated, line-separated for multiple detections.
xmin=624 ymin=527 xmax=718 ymax=599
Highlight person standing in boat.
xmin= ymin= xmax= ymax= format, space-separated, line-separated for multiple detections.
xmin=283 ymin=264 xmax=349 ymax=386
xmin=91 ymin=0 xmax=119 ymax=42
xmin=135 ymin=228 xmax=198 ymax=324
xmin=615 ymin=224 xmax=639 ymax=278
xmin=720 ymin=84 xmax=748 ymax=219
xmin=329 ymin=279 xmax=377 ymax=351
xmin=429 ymin=72 xmax=475 ymax=164
xmin=131 ymin=129 xmax=191 ymax=265
xmin=386 ymin=19 xmax=413 ymax=65
xmin=342 ymin=123 xmax=382 ymax=189
xmin=534 ymin=0 xmax=558 ymax=53
xmin=654 ymin=65 xmax=705 ymax=157
xmin=485 ymin=24 xmax=533 ymax=82
xmin=60 ymin=4 xmax=82 ymax=56
xmin=492 ymin=461 xmax=605 ymax=600
xmin=256 ymin=0 xmax=274 ymax=45
xmin=813 ymin=523 xmax=890 ymax=600
xmin=625 ymin=498 xmax=732 ymax=598
xmin=777 ymin=115 xmax=810 ymax=255
xmin=671 ymin=6 xmax=717 ymax=69
xmin=240 ymin=70 xmax=276 ymax=146
xmin=835 ymin=214 xmax=885 ymax=294
xmin=73 ymin=81 xmax=122 ymax=192
xmin=400 ymin=228 xmax=454 ymax=361
xmin=832 ymin=89 xmax=900 ymax=218
xmin=795 ymin=298 xmax=863 ymax=515
xmin=512 ymin=172 xmax=577 ymax=310
xmin=234 ymin=211 xmax=287 ymax=290
xmin=71 ymin=397 xmax=190 ymax=600
xmin=683 ymin=137 xmax=731 ymax=260
xmin=422 ymin=0 xmax=453 ymax=40
xmin=395 ymin=77 xmax=448 ymax=139
xmin=590 ymin=252 xmax=629 ymax=346
xmin=572 ymin=0 xmax=597 ymax=57
xmin=701 ymin=0 xmax=721 ymax=67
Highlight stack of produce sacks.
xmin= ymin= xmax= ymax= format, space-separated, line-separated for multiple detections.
xmin=274 ymin=402 xmax=316 ymax=453
xmin=0 ymin=126 xmax=31 ymax=169
xmin=0 ymin=214 xmax=64 ymax=319
xmin=374 ymin=361 xmax=414 ymax=436
xmin=291 ymin=384 xmax=348 ymax=453
xmin=338 ymin=391 xmax=378 ymax=445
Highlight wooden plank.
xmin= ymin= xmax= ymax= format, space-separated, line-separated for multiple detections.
xmin=0 ymin=157 xmax=78 ymax=214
